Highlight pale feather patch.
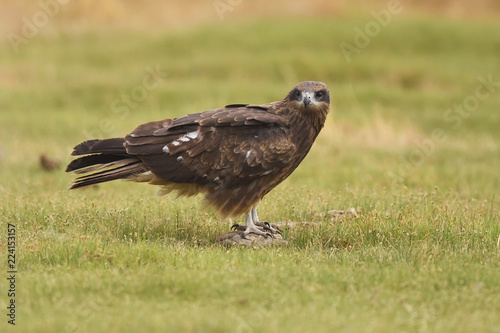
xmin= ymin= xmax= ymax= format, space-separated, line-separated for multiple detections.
xmin=178 ymin=130 xmax=200 ymax=143
xmin=186 ymin=130 xmax=199 ymax=139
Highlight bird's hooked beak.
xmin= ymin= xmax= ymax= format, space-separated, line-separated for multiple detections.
xmin=302 ymin=93 xmax=312 ymax=109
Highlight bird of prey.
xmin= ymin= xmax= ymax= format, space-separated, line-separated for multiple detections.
xmin=66 ymin=81 xmax=330 ymax=238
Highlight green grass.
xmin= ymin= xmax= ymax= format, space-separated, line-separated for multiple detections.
xmin=1 ymin=15 xmax=500 ymax=333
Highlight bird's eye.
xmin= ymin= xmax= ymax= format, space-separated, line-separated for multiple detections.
xmin=295 ymin=90 xmax=302 ymax=100
xmin=315 ymin=91 xmax=324 ymax=99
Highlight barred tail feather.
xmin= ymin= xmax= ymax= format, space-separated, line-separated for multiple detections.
xmin=68 ymin=158 xmax=148 ymax=189
xmin=66 ymin=138 xmax=149 ymax=189
xmin=70 ymin=138 xmax=128 ymax=156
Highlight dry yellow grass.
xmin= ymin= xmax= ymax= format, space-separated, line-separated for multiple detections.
xmin=1 ymin=0 xmax=499 ymax=35
xmin=321 ymin=117 xmax=426 ymax=151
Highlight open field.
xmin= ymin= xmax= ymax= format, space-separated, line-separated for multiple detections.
xmin=1 ymin=2 xmax=500 ymax=332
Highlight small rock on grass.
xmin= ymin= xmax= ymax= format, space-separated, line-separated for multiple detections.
xmin=40 ymin=154 xmax=61 ymax=171
xmin=314 ymin=207 xmax=359 ymax=220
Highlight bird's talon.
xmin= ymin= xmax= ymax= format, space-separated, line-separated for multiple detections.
xmin=231 ymin=224 xmax=240 ymax=231
xmin=260 ymin=222 xmax=283 ymax=237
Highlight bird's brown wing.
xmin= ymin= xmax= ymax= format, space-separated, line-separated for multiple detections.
xmin=124 ymin=104 xmax=295 ymax=187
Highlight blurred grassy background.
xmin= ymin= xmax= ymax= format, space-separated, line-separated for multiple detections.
xmin=0 ymin=1 xmax=499 ymax=332
xmin=2 ymin=0 xmax=500 ymax=32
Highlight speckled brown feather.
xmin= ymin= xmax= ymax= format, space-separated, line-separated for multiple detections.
xmin=67 ymin=81 xmax=330 ymax=217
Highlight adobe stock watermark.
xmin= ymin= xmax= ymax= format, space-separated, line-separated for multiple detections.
xmin=81 ymin=65 xmax=167 ymax=140
xmin=64 ymin=288 xmax=119 ymax=333
xmin=339 ymin=0 xmax=405 ymax=63
xmin=7 ymin=0 xmax=71 ymax=54
xmin=213 ymin=0 xmax=243 ymax=20
xmin=234 ymin=303 xmax=272 ymax=333
xmin=392 ymin=74 xmax=499 ymax=182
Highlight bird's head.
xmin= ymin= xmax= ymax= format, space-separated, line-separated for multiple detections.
xmin=286 ymin=81 xmax=330 ymax=115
